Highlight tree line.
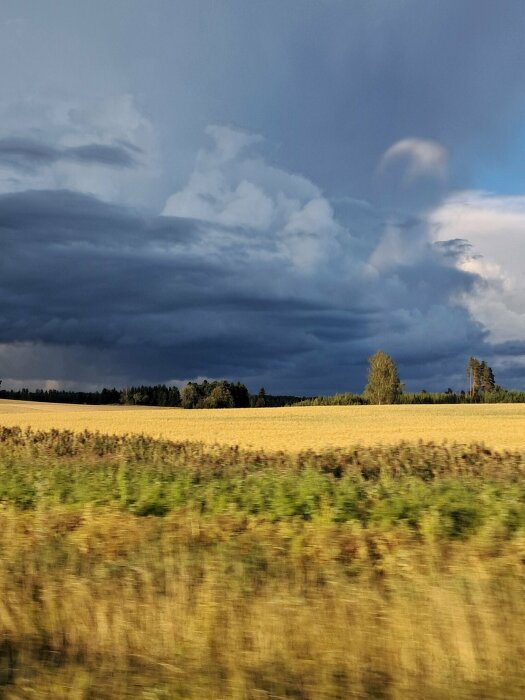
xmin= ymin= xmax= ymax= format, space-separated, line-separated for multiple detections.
xmin=296 ymin=352 xmax=525 ymax=405
xmin=362 ymin=351 xmax=524 ymax=404
xmin=1 ymin=352 xmax=524 ymax=408
xmin=0 ymin=380 xmax=307 ymax=409
xmin=364 ymin=351 xmax=525 ymax=404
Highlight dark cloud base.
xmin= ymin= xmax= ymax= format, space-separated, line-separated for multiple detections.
xmin=0 ymin=188 xmax=512 ymax=394
xmin=0 ymin=137 xmax=138 ymax=172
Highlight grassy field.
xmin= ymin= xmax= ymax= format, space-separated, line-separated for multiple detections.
xmin=1 ymin=399 xmax=525 ymax=451
xmin=0 ymin=428 xmax=523 ymax=698
xmin=0 ymin=405 xmax=524 ymax=697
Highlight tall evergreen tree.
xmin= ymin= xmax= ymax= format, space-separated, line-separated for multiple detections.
xmin=230 ymin=382 xmax=250 ymax=408
xmin=467 ymin=357 xmax=481 ymax=397
xmin=467 ymin=357 xmax=495 ymax=396
xmin=480 ymin=362 xmax=496 ymax=392
xmin=254 ymin=387 xmax=267 ymax=408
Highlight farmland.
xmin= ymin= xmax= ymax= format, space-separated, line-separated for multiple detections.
xmin=1 ymin=399 xmax=525 ymax=451
xmin=0 ymin=406 xmax=524 ymax=697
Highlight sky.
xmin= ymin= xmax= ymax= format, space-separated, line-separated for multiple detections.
xmin=1 ymin=0 xmax=525 ymax=395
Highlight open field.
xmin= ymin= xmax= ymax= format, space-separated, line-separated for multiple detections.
xmin=0 ymin=407 xmax=524 ymax=697
xmin=1 ymin=399 xmax=525 ymax=451
xmin=0 ymin=428 xmax=523 ymax=698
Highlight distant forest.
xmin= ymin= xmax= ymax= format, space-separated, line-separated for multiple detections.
xmin=294 ymin=388 xmax=525 ymax=406
xmin=1 ymin=355 xmax=524 ymax=407
xmin=0 ymin=379 xmax=308 ymax=409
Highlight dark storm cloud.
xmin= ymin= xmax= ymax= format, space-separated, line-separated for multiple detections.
xmin=0 ymin=188 xmax=487 ymax=393
xmin=0 ymin=2 xmax=524 ymax=392
xmin=0 ymin=137 xmax=138 ymax=172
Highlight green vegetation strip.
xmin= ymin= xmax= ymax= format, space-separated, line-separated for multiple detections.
xmin=1 ymin=426 xmax=524 ymax=540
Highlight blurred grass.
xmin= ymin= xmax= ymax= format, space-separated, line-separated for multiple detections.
xmin=0 ymin=427 xmax=524 ymax=698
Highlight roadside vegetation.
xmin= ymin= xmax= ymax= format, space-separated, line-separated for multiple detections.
xmin=0 ymin=427 xmax=524 ymax=698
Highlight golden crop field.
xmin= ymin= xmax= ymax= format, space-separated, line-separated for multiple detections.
xmin=1 ymin=399 xmax=524 ymax=451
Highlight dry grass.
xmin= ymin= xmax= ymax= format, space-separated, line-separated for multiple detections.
xmin=0 ymin=428 xmax=522 ymax=697
xmin=0 ymin=509 xmax=524 ymax=699
xmin=1 ymin=399 xmax=525 ymax=451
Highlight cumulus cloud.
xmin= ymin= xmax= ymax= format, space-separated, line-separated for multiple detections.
xmin=2 ymin=3 xmax=525 ymax=393
xmin=380 ymin=138 xmax=448 ymax=182
xmin=0 ymin=126 xmax=487 ymax=393
xmin=375 ymin=138 xmax=449 ymax=214
xmin=0 ymin=95 xmax=158 ymax=204
xmin=430 ymin=191 xmax=525 ymax=345
xmin=162 ymin=124 xmax=325 ymax=234
xmin=162 ymin=125 xmax=343 ymax=271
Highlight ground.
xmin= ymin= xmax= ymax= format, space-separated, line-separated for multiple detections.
xmin=1 ymin=399 xmax=524 ymax=451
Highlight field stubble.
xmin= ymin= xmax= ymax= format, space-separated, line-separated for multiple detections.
xmin=1 ymin=400 xmax=525 ymax=451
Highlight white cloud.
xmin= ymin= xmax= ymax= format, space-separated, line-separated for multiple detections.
xmin=285 ymin=198 xmax=338 ymax=236
xmin=203 ymin=124 xmax=263 ymax=163
xmin=0 ymin=94 xmax=159 ymax=205
xmin=430 ymin=191 xmax=525 ymax=342
xmin=162 ymin=124 xmax=342 ymax=270
xmin=380 ymin=137 xmax=448 ymax=182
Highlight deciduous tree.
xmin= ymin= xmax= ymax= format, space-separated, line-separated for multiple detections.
xmin=363 ymin=351 xmax=402 ymax=404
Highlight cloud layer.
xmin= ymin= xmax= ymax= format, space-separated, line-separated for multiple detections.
xmin=0 ymin=137 xmax=138 ymax=171
xmin=0 ymin=126 xmax=493 ymax=393
xmin=2 ymin=0 xmax=525 ymax=393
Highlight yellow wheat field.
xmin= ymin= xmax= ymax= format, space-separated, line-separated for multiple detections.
xmin=1 ymin=399 xmax=525 ymax=451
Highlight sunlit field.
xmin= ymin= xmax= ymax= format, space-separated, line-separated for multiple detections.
xmin=1 ymin=402 xmax=525 ymax=696
xmin=1 ymin=399 xmax=525 ymax=451
xmin=0 ymin=428 xmax=523 ymax=698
